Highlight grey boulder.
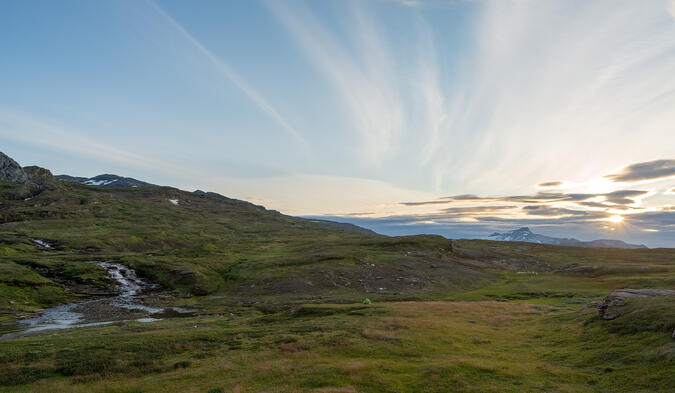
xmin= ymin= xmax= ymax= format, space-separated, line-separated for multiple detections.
xmin=597 ymin=288 xmax=675 ymax=320
xmin=0 ymin=152 xmax=28 ymax=183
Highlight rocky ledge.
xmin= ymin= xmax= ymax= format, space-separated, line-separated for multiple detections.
xmin=595 ymin=288 xmax=675 ymax=321
xmin=0 ymin=152 xmax=60 ymax=199
xmin=0 ymin=152 xmax=28 ymax=183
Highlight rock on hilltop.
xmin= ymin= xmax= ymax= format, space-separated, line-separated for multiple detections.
xmin=0 ymin=152 xmax=28 ymax=183
xmin=0 ymin=152 xmax=61 ymax=199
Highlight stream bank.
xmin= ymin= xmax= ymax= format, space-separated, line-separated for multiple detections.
xmin=0 ymin=261 xmax=195 ymax=340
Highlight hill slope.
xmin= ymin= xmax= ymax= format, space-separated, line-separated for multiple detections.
xmin=0 ymin=155 xmax=494 ymax=314
xmin=2 ymin=153 xmax=675 ymax=393
xmin=56 ymin=173 xmax=156 ymax=187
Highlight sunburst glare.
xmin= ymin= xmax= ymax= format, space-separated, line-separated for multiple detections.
xmin=606 ymin=215 xmax=624 ymax=224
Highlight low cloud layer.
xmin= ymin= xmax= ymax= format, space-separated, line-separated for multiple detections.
xmin=605 ymin=159 xmax=675 ymax=183
xmin=322 ymin=158 xmax=675 ymax=247
xmin=316 ymin=212 xmax=674 ymax=247
xmin=538 ymin=181 xmax=563 ymax=187
xmin=404 ymin=189 xmax=648 ymax=208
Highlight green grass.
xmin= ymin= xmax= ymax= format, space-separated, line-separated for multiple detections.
xmin=0 ymin=178 xmax=492 ymax=310
xmin=1 ymin=300 xmax=673 ymax=392
xmin=0 ymin=175 xmax=674 ymax=391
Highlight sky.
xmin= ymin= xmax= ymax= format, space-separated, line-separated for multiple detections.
xmin=1 ymin=0 xmax=674 ymax=247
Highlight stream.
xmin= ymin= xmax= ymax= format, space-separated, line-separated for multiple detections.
xmin=1 ymin=262 xmax=195 ymax=340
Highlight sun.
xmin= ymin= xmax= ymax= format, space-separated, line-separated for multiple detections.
xmin=606 ymin=215 xmax=624 ymax=223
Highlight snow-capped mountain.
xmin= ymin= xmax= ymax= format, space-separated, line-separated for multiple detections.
xmin=56 ymin=174 xmax=155 ymax=188
xmin=488 ymin=227 xmax=646 ymax=249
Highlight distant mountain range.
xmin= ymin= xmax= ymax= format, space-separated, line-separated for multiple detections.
xmin=305 ymin=218 xmax=378 ymax=236
xmin=56 ymin=174 xmax=156 ymax=188
xmin=488 ymin=227 xmax=647 ymax=249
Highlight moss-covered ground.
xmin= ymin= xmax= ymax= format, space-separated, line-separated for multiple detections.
xmin=0 ymin=178 xmax=673 ymax=391
xmin=2 ymin=298 xmax=674 ymax=393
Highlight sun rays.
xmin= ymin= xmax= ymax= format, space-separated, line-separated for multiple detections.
xmin=606 ymin=215 xmax=625 ymax=224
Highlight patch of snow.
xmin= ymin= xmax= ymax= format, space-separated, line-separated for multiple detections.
xmin=84 ymin=179 xmax=115 ymax=186
xmin=24 ymin=197 xmax=32 ymax=201
xmin=168 ymin=199 xmax=179 ymax=206
xmin=32 ymin=239 xmax=52 ymax=248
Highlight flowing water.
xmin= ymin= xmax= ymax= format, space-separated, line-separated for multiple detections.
xmin=0 ymin=262 xmax=195 ymax=340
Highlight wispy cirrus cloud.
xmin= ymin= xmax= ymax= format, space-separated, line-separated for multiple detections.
xmin=147 ymin=1 xmax=309 ymax=155
xmin=408 ymin=1 xmax=675 ymax=193
xmin=260 ymin=1 xmax=675 ymax=196
xmin=0 ymin=109 xmax=192 ymax=178
xmin=265 ymin=0 xmax=403 ymax=166
xmin=414 ymin=17 xmax=447 ymax=168
xmin=377 ymin=0 xmax=473 ymax=8
xmin=396 ymin=0 xmax=423 ymax=6
xmin=604 ymin=159 xmax=675 ymax=183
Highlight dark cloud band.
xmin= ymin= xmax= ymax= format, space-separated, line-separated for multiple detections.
xmin=538 ymin=181 xmax=563 ymax=187
xmin=605 ymin=159 xmax=675 ymax=183
xmin=402 ymin=190 xmax=647 ymax=207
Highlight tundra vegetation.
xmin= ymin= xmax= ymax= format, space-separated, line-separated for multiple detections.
xmin=0 ymin=170 xmax=674 ymax=392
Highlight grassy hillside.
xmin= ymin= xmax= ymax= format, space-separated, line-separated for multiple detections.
xmin=1 ymin=173 xmax=674 ymax=392
xmin=0 ymin=175 xmax=489 ymax=315
xmin=2 ymin=298 xmax=674 ymax=392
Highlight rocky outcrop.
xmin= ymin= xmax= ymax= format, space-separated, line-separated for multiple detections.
xmin=23 ymin=166 xmax=57 ymax=187
xmin=0 ymin=152 xmax=28 ymax=183
xmin=0 ymin=153 xmax=58 ymax=199
xmin=596 ymin=288 xmax=675 ymax=320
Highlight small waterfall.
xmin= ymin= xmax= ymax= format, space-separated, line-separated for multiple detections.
xmin=1 ymin=262 xmax=194 ymax=340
